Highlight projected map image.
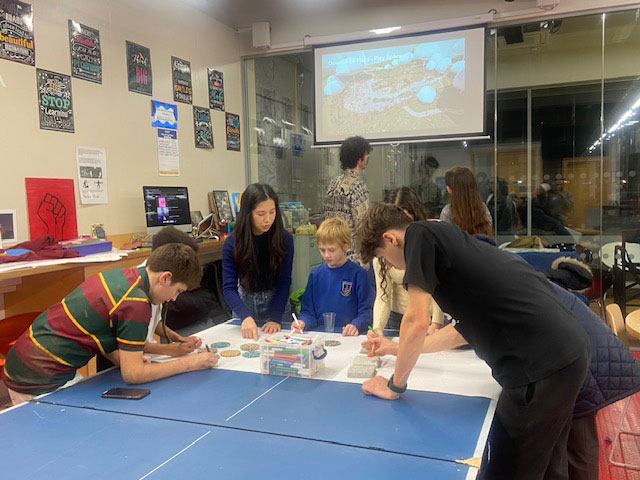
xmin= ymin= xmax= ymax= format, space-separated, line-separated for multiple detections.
xmin=320 ymin=38 xmax=466 ymax=139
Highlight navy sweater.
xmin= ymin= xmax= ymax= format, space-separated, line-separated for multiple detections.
xmin=551 ymin=283 xmax=640 ymax=418
xmin=222 ymin=231 xmax=294 ymax=324
xmin=299 ymin=260 xmax=374 ymax=333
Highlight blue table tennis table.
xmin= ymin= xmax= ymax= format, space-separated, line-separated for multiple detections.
xmin=1 ymin=364 xmax=492 ymax=479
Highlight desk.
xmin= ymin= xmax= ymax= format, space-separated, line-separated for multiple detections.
xmin=7 ymin=321 xmax=499 ymax=479
xmin=0 ymin=236 xmax=224 ymax=318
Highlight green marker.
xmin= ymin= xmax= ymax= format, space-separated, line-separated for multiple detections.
xmin=368 ymin=325 xmax=378 ymax=335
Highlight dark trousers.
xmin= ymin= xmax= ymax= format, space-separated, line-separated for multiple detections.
xmin=567 ymin=413 xmax=599 ymax=480
xmin=478 ymin=347 xmax=590 ymax=480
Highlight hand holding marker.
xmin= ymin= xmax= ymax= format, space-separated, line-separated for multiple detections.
xmin=292 ymin=312 xmax=303 ymax=333
xmin=367 ymin=325 xmax=378 ymax=357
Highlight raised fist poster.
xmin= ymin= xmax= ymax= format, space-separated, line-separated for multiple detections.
xmin=25 ymin=178 xmax=78 ymax=241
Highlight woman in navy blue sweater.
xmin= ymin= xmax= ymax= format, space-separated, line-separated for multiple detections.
xmin=222 ymin=184 xmax=294 ymax=340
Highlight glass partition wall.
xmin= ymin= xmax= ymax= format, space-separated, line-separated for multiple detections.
xmin=244 ymin=9 xmax=640 ymax=307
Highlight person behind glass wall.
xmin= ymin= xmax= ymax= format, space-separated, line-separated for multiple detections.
xmin=373 ymin=186 xmax=445 ymax=333
xmin=440 ymin=166 xmax=492 ymax=236
xmin=518 ymin=182 xmax=571 ymax=236
xmin=324 ymin=135 xmax=371 ymax=266
xmin=410 ymin=155 xmax=442 ymax=217
xmin=222 ymin=183 xmax=294 ymax=340
xmin=486 ymin=176 xmax=520 ymax=234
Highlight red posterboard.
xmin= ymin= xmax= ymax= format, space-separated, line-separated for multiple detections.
xmin=25 ymin=178 xmax=78 ymax=242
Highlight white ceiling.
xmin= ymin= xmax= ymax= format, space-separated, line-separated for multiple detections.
xmin=183 ymin=0 xmax=521 ymax=30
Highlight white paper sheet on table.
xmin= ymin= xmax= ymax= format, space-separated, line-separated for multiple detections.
xmin=151 ymin=321 xmax=502 ymax=401
xmin=0 ymin=250 xmax=130 ymax=273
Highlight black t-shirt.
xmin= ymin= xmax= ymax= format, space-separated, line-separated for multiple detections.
xmin=403 ymin=221 xmax=589 ymax=388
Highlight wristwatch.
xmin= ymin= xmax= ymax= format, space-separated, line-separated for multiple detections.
xmin=387 ymin=375 xmax=407 ymax=394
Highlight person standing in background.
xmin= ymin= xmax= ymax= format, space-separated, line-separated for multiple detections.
xmin=410 ymin=155 xmax=442 ymax=217
xmin=324 ymin=136 xmax=371 ymax=266
xmin=440 ymin=166 xmax=493 ymax=236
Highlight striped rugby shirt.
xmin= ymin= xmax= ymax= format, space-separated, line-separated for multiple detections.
xmin=2 ymin=266 xmax=152 ymax=394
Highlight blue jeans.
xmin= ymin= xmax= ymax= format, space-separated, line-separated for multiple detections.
xmin=233 ymin=287 xmax=291 ymax=324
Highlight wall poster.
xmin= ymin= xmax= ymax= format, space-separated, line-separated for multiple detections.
xmin=208 ymin=68 xmax=224 ymax=111
xmin=171 ymin=56 xmax=192 ymax=104
xmin=37 ymin=69 xmax=74 ymax=133
xmin=0 ymin=0 xmax=35 ymax=66
xmin=25 ymin=178 xmax=78 ymax=241
xmin=193 ymin=106 xmax=213 ymax=149
xmin=68 ymin=20 xmax=102 ymax=83
xmin=225 ymin=112 xmax=240 ymax=152
xmin=76 ymin=146 xmax=108 ymax=204
xmin=126 ymin=40 xmax=152 ymax=95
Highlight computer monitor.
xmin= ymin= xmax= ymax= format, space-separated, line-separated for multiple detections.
xmin=142 ymin=186 xmax=192 ymax=235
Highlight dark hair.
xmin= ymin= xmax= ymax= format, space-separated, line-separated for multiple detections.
xmin=152 ymin=226 xmax=198 ymax=252
xmin=233 ymin=183 xmax=287 ymax=293
xmin=357 ymin=203 xmax=411 ymax=265
xmin=147 ymin=243 xmax=202 ymax=290
xmin=384 ymin=187 xmax=428 ymax=222
xmin=445 ymin=167 xmax=492 ymax=236
xmin=339 ymin=136 xmax=372 ymax=170
xmin=377 ymin=187 xmax=428 ymax=300
xmin=424 ymin=155 xmax=439 ymax=170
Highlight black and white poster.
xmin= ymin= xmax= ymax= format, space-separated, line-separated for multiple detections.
xmin=0 ymin=0 xmax=35 ymax=66
xmin=126 ymin=40 xmax=152 ymax=95
xmin=172 ymin=56 xmax=192 ymax=104
xmin=193 ymin=106 xmax=213 ymax=149
xmin=68 ymin=20 xmax=102 ymax=83
xmin=37 ymin=69 xmax=74 ymax=133
xmin=208 ymin=68 xmax=224 ymax=111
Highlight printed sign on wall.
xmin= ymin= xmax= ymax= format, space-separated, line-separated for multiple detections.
xmin=208 ymin=68 xmax=224 ymax=111
xmin=151 ymin=100 xmax=178 ymax=130
xmin=193 ymin=106 xmax=213 ymax=149
xmin=225 ymin=112 xmax=240 ymax=152
xmin=171 ymin=56 xmax=192 ymax=104
xmin=68 ymin=20 xmax=102 ymax=83
xmin=37 ymin=69 xmax=74 ymax=133
xmin=126 ymin=40 xmax=152 ymax=95
xmin=0 ymin=0 xmax=34 ymax=66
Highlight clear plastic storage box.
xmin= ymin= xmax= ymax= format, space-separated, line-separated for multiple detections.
xmin=260 ymin=332 xmax=326 ymax=378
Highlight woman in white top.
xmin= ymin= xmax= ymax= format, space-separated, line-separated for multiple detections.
xmin=372 ymin=187 xmax=444 ymax=332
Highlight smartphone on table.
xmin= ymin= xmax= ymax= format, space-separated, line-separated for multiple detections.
xmin=101 ymin=387 xmax=150 ymax=400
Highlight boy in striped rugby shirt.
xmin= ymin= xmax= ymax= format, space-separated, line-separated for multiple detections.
xmin=2 ymin=243 xmax=218 ymax=405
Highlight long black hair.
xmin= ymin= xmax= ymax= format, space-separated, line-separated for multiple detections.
xmin=233 ymin=183 xmax=287 ymax=293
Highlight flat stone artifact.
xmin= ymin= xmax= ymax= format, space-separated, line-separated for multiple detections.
xmin=324 ymin=340 xmax=341 ymax=347
xmin=242 ymin=350 xmax=260 ymax=358
xmin=352 ymin=355 xmax=380 ymax=367
xmin=220 ymin=349 xmax=241 ymax=357
xmin=347 ymin=364 xmax=376 ymax=378
xmin=240 ymin=343 xmax=260 ymax=351
xmin=212 ymin=342 xmax=230 ymax=349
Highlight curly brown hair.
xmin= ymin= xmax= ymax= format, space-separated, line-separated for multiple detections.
xmin=357 ymin=203 xmax=412 ymax=266
xmin=376 ymin=187 xmax=428 ymax=300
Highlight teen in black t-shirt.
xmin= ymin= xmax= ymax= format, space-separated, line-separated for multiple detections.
xmin=357 ymin=204 xmax=590 ymax=480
